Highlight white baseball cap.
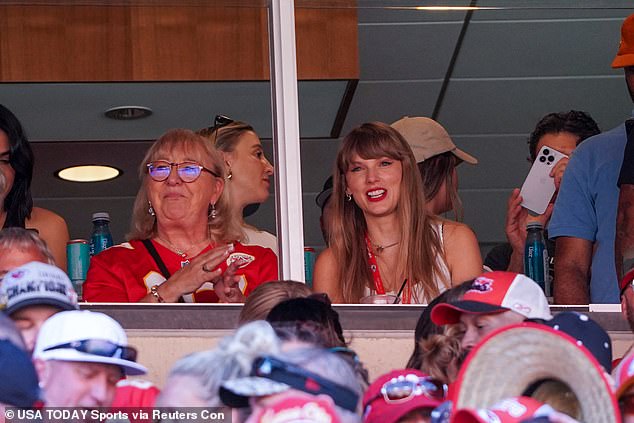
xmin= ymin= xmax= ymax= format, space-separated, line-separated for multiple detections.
xmin=33 ymin=310 xmax=147 ymax=376
xmin=1 ymin=261 xmax=78 ymax=315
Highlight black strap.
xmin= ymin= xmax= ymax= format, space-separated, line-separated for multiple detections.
xmin=142 ymin=239 xmax=171 ymax=279
xmin=141 ymin=239 xmax=186 ymax=303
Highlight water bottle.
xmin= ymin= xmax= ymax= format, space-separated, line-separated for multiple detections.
xmin=90 ymin=212 xmax=114 ymax=256
xmin=524 ymin=221 xmax=549 ymax=296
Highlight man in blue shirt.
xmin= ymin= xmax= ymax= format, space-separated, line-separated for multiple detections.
xmin=549 ymin=14 xmax=634 ymax=304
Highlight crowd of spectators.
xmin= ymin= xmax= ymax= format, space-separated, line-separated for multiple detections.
xmin=2 ymin=9 xmax=634 ymax=423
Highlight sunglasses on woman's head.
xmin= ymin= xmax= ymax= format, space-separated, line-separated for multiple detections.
xmin=206 ymin=114 xmax=235 ymax=145
xmin=146 ymin=160 xmax=220 ymax=183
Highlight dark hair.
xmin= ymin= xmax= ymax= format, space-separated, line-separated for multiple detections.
xmin=417 ymin=152 xmax=462 ymax=219
xmin=266 ymin=295 xmax=346 ymax=347
xmin=406 ymin=279 xmax=474 ymax=369
xmin=527 ymin=110 xmax=600 ymax=162
xmin=0 ymin=104 xmax=34 ymax=227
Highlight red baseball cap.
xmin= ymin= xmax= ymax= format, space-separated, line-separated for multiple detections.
xmin=362 ymin=369 xmax=446 ymax=423
xmin=614 ymin=352 xmax=634 ymax=399
xmin=431 ymin=272 xmax=552 ymax=325
xmin=452 ymin=397 xmax=557 ymax=423
xmin=620 ymin=268 xmax=634 ymax=297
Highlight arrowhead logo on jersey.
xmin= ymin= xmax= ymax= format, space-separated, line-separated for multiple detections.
xmin=227 ymin=252 xmax=255 ymax=268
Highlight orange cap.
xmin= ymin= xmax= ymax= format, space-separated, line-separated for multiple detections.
xmin=612 ymin=14 xmax=634 ymax=68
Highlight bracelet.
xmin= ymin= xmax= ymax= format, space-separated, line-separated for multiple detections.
xmin=150 ymin=285 xmax=165 ymax=303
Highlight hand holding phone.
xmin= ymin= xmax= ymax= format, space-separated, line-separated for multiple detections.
xmin=519 ymin=146 xmax=569 ymax=215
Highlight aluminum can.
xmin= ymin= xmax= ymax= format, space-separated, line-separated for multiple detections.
xmin=67 ymin=239 xmax=90 ymax=298
xmin=304 ymin=247 xmax=316 ymax=288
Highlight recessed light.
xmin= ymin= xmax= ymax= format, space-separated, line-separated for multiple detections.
xmin=104 ymin=106 xmax=153 ymax=120
xmin=56 ymin=165 xmax=121 ymax=182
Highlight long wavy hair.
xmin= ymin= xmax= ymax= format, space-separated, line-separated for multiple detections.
xmin=0 ymin=104 xmax=34 ymax=228
xmin=331 ymin=122 xmax=448 ymax=303
xmin=127 ymin=129 xmax=242 ymax=242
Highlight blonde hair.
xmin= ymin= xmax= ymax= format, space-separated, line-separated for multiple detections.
xmin=127 ymin=128 xmax=242 ymax=242
xmin=331 ymin=122 xmax=448 ymax=303
xmin=417 ymin=324 xmax=463 ymax=385
xmin=238 ymin=280 xmax=312 ymax=324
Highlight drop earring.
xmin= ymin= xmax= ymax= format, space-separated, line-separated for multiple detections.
xmin=345 ymin=193 xmax=352 ymax=202
xmin=209 ymin=203 xmax=218 ymax=219
xmin=148 ymin=201 xmax=156 ymax=216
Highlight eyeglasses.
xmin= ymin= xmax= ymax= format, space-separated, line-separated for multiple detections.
xmin=146 ymin=160 xmax=219 ymax=183
xmin=43 ymin=339 xmax=138 ymax=362
xmin=371 ymin=374 xmax=447 ymax=405
xmin=251 ymin=356 xmax=359 ymax=412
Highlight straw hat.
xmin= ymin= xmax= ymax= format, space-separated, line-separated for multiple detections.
xmin=452 ymin=323 xmax=619 ymax=423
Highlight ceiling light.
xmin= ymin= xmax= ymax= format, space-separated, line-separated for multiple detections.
xmin=56 ymin=165 xmax=121 ymax=182
xmin=104 ymin=106 xmax=153 ymax=120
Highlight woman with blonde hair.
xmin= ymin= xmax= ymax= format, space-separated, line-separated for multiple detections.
xmin=313 ymin=122 xmax=481 ymax=303
xmin=83 ymin=129 xmax=278 ymax=303
xmin=238 ymin=280 xmax=312 ymax=324
xmin=198 ymin=117 xmax=276 ymax=253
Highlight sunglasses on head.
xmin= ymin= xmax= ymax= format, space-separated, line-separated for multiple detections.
xmin=43 ymin=339 xmax=138 ymax=362
xmin=205 ymin=114 xmax=235 ymax=145
xmin=370 ymin=374 xmax=447 ymax=405
xmin=251 ymin=355 xmax=359 ymax=412
xmin=146 ymin=160 xmax=220 ymax=183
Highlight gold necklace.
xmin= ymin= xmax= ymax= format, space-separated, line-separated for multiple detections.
xmin=372 ymin=240 xmax=400 ymax=255
xmin=156 ymin=236 xmax=196 ymax=258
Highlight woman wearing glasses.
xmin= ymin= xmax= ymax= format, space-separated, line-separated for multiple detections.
xmin=313 ymin=122 xmax=482 ymax=304
xmin=197 ymin=117 xmax=277 ymax=253
xmin=83 ymin=129 xmax=278 ymax=303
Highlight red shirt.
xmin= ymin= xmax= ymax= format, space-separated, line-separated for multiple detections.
xmin=83 ymin=239 xmax=278 ymax=302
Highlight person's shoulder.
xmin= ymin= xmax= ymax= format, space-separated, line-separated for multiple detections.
xmin=573 ymin=123 xmax=625 ymax=154
xmin=28 ymin=206 xmax=67 ymax=228
xmin=438 ymin=218 xmax=477 ymax=239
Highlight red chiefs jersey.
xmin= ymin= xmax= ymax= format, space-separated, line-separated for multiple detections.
xmin=83 ymin=239 xmax=278 ymax=302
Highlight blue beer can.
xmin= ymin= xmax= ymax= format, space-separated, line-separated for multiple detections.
xmin=304 ymin=247 xmax=316 ymax=288
xmin=67 ymin=239 xmax=90 ymax=298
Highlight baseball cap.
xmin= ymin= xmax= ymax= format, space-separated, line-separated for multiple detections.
xmin=390 ymin=116 xmax=478 ymax=164
xmin=541 ymin=312 xmax=612 ymax=372
xmin=620 ymin=268 xmax=634 ymax=297
xmin=0 ymin=339 xmax=41 ymax=407
xmin=315 ymin=175 xmax=333 ymax=210
xmin=431 ymin=272 xmax=552 ymax=325
xmin=452 ymin=397 xmax=557 ymax=423
xmin=362 ymin=369 xmax=446 ymax=423
xmin=612 ymin=14 xmax=634 ymax=68
xmin=613 ymin=351 xmax=634 ymax=398
xmin=1 ymin=261 xmax=78 ymax=315
xmin=246 ymin=394 xmax=342 ymax=423
xmin=33 ymin=310 xmax=147 ymax=376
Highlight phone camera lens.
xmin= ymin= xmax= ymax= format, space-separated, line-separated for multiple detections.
xmin=548 ymin=155 xmax=555 ymax=162
xmin=543 ymin=148 xmax=550 ymax=155
xmin=539 ymin=156 xmax=547 ymax=163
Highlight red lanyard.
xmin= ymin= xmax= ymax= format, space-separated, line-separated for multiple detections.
xmin=364 ymin=234 xmax=411 ymax=303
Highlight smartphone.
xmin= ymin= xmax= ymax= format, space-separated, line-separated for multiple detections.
xmin=520 ymin=146 xmax=569 ymax=215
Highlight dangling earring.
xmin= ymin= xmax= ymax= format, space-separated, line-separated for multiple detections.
xmin=345 ymin=193 xmax=352 ymax=202
xmin=148 ymin=201 xmax=155 ymax=216
xmin=209 ymin=203 xmax=218 ymax=219
xmin=226 ymin=168 xmax=233 ymax=181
